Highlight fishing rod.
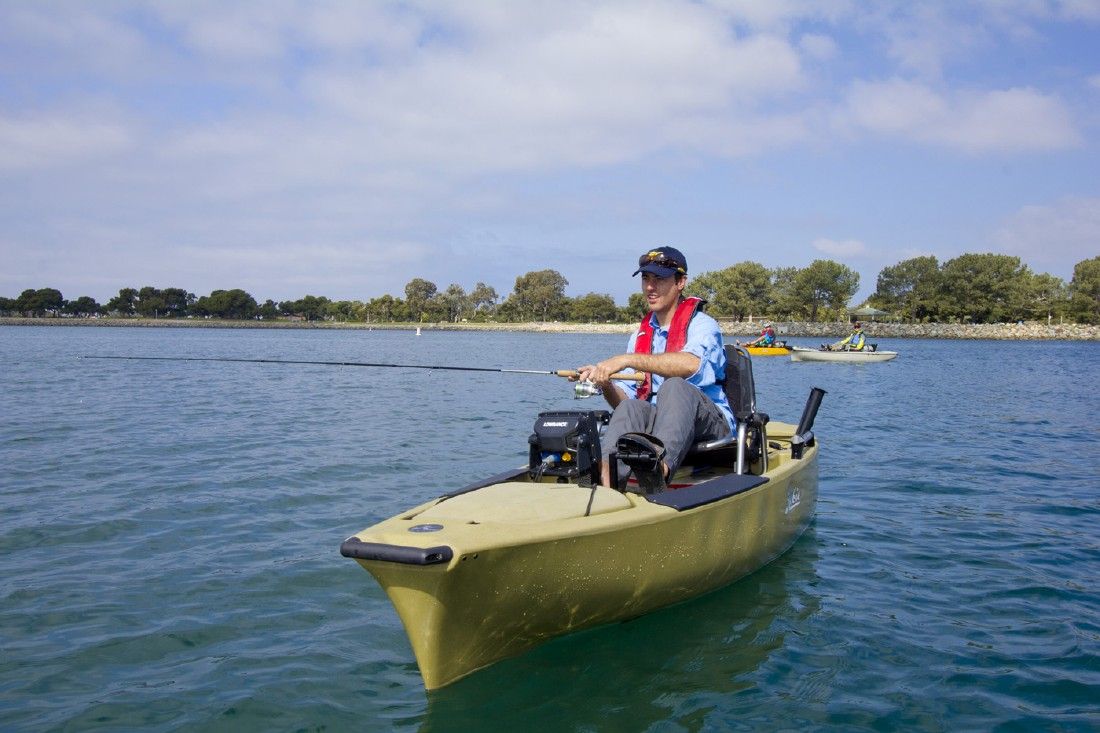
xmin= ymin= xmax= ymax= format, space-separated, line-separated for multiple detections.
xmin=80 ymin=355 xmax=644 ymax=397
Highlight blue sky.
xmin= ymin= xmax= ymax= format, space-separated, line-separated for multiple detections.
xmin=2 ymin=1 xmax=1098 ymax=307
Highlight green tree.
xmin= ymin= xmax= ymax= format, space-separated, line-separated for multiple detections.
xmin=769 ymin=267 xmax=801 ymax=320
xmin=686 ymin=273 xmax=716 ymax=309
xmin=390 ymin=298 xmax=411 ymax=322
xmin=569 ymin=293 xmax=619 ymax=322
xmin=326 ymin=300 xmax=363 ymax=322
xmin=161 ymin=288 xmax=195 ymax=317
xmin=1068 ymin=256 xmax=1100 ymax=324
xmin=872 ymin=255 xmax=941 ymax=322
xmin=65 ymin=296 xmax=102 ymax=317
xmin=502 ymin=270 xmax=570 ymax=321
xmin=469 ymin=282 xmax=499 ymax=316
xmin=135 ymin=286 xmax=168 ymax=318
xmin=13 ymin=289 xmax=37 ymax=316
xmin=258 ymin=299 xmax=280 ymax=320
xmin=688 ymin=262 xmax=773 ymax=320
xmin=939 ymin=253 xmax=1031 ymax=323
xmin=15 ymin=288 xmax=64 ymax=316
xmin=404 ymin=278 xmax=438 ymax=322
xmin=194 ymin=289 xmax=259 ymax=320
xmin=0 ymin=296 xmax=15 ymax=315
xmin=106 ymin=288 xmax=138 ymax=316
xmin=366 ymin=294 xmax=399 ymax=322
xmin=621 ymin=292 xmax=648 ymax=322
xmin=791 ymin=260 xmax=860 ymax=322
xmin=440 ymin=284 xmax=469 ymax=322
xmin=280 ymin=295 xmax=331 ymax=321
xmin=1025 ymin=273 xmax=1068 ymax=322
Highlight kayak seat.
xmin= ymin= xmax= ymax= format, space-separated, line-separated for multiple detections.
xmin=688 ymin=344 xmax=770 ymax=475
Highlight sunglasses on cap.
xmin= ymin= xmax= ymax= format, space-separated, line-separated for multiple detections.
xmin=638 ymin=252 xmax=686 ymax=274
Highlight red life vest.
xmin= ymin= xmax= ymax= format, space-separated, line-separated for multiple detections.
xmin=634 ymin=296 xmax=705 ymax=401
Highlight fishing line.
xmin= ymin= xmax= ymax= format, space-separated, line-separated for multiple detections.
xmin=79 ymin=354 xmax=644 ymax=383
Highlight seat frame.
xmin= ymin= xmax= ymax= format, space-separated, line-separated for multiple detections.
xmin=688 ymin=344 xmax=770 ymax=475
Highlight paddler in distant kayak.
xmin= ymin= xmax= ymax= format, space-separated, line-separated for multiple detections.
xmin=574 ymin=247 xmax=734 ymax=493
xmin=738 ymin=322 xmax=776 ymax=348
xmin=831 ymin=322 xmax=866 ymax=351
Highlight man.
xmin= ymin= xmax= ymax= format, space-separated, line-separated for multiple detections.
xmin=739 ymin=322 xmax=776 ymax=348
xmin=575 ymin=247 xmax=734 ymax=493
xmin=834 ymin=322 xmax=866 ymax=351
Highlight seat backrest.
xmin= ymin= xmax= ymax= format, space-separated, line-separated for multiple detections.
xmin=687 ymin=343 xmax=765 ymax=471
xmin=721 ymin=344 xmax=757 ymax=419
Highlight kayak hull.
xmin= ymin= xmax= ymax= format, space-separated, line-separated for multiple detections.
xmin=742 ymin=345 xmax=792 ymax=357
xmin=341 ymin=422 xmax=817 ymax=689
xmin=790 ymin=347 xmax=897 ymax=362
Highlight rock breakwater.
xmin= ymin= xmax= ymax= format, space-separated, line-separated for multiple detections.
xmin=2 ymin=317 xmax=1096 ymax=340
xmin=741 ymin=320 xmax=1098 ymax=341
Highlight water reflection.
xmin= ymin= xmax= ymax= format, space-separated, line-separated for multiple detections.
xmin=418 ymin=527 xmax=822 ymax=733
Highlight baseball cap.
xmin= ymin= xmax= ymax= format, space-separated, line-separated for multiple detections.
xmin=633 ymin=246 xmax=688 ymax=277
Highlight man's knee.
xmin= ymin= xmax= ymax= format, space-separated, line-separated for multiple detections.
xmin=658 ymin=377 xmax=694 ymax=398
xmin=611 ymin=399 xmax=650 ymax=425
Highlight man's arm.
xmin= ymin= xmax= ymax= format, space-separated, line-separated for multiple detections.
xmin=576 ymin=350 xmax=701 ymax=408
xmin=577 ymin=351 xmax=700 ymax=389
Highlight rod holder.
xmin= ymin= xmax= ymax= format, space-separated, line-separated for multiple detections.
xmin=791 ymin=387 xmax=826 ymax=459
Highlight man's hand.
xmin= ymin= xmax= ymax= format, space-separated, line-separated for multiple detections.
xmin=576 ymin=355 xmax=634 ymax=389
xmin=577 ymin=351 xmax=700 ymax=387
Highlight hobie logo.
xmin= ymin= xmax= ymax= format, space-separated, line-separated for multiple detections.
xmin=784 ymin=487 xmax=801 ymax=514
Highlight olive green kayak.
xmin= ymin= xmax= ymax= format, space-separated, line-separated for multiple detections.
xmin=340 ymin=418 xmax=819 ymax=690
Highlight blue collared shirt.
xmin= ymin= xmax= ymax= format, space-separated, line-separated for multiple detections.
xmin=614 ymin=311 xmax=735 ymax=431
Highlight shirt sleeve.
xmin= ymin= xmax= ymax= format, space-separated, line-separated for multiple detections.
xmin=612 ymin=327 xmax=640 ymax=398
xmin=681 ymin=314 xmax=725 ymax=389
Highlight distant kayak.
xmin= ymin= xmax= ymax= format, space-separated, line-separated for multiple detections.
xmin=739 ymin=341 xmax=793 ymax=357
xmin=790 ymin=346 xmax=898 ymax=363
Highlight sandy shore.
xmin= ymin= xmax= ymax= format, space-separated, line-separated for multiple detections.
xmin=3 ymin=316 xmax=1097 ymax=340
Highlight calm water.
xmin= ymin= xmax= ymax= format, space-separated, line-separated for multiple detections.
xmin=1 ymin=325 xmax=1097 ymax=732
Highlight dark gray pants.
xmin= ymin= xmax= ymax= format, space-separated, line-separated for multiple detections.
xmin=602 ymin=377 xmax=731 ymax=479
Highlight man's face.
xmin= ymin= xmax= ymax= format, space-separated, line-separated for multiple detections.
xmin=641 ymin=272 xmax=685 ymax=313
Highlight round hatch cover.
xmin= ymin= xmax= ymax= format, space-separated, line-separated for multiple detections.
xmin=409 ymin=523 xmax=444 ymax=533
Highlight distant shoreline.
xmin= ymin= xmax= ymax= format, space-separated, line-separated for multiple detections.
xmin=2 ymin=316 xmax=1097 ymax=340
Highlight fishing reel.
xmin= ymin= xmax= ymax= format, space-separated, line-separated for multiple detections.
xmin=528 ymin=410 xmax=610 ymax=485
xmin=573 ymin=380 xmax=603 ymax=399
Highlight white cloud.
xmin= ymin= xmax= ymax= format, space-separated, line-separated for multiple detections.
xmin=301 ymin=2 xmax=424 ymax=55
xmin=813 ymin=238 xmax=868 ymax=257
xmin=0 ymin=4 xmax=153 ymax=75
xmin=946 ymin=87 xmax=1081 ymax=151
xmin=974 ymin=0 xmax=1100 ymax=23
xmin=874 ymin=5 xmax=989 ymax=78
xmin=991 ymin=197 xmax=1100 ymax=275
xmin=799 ymin=33 xmax=838 ymax=60
xmin=2 ymin=1 xmax=1098 ymax=303
xmin=838 ymin=79 xmax=1081 ymax=152
xmin=1059 ymin=0 xmax=1100 ymax=20
xmin=0 ymin=115 xmax=131 ymax=170
xmin=708 ymin=0 xmax=857 ymax=30
xmin=135 ymin=0 xmax=812 ymax=203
